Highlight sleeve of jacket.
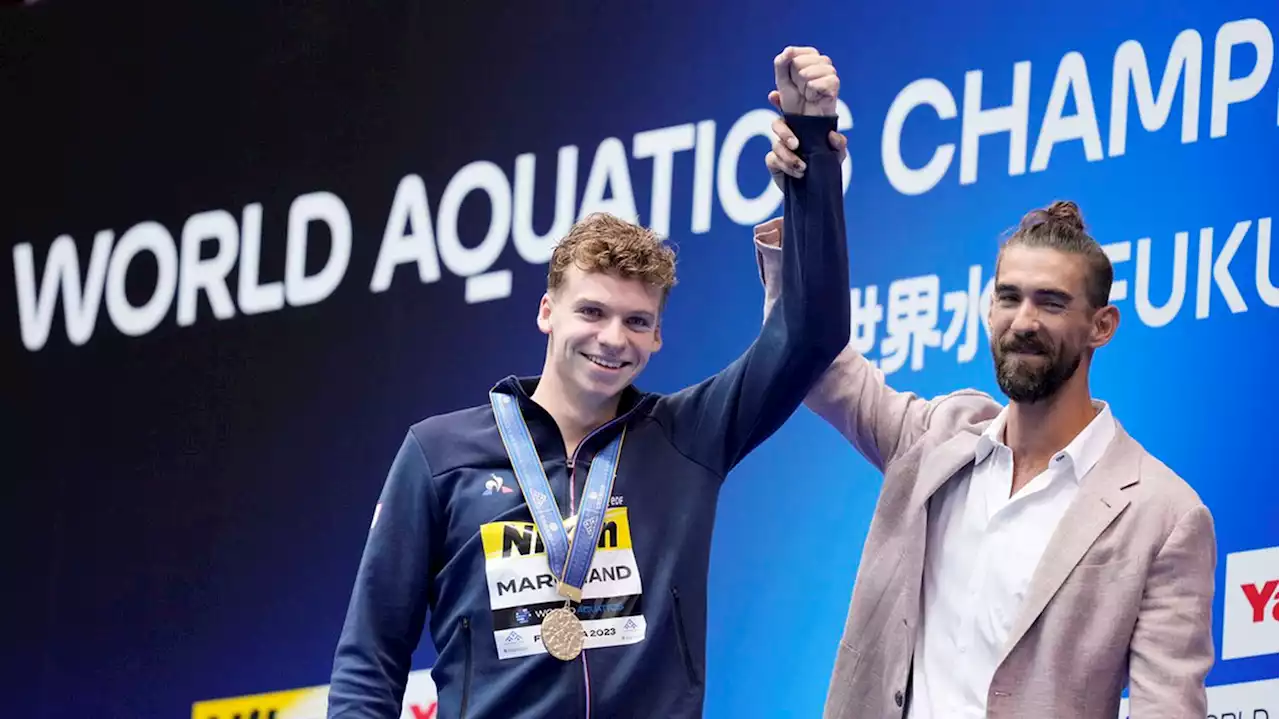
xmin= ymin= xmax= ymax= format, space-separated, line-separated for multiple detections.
xmin=662 ymin=113 xmax=850 ymax=477
xmin=1126 ymin=503 xmax=1216 ymax=718
xmin=327 ymin=431 xmax=440 ymax=719
xmin=755 ymin=233 xmax=995 ymax=473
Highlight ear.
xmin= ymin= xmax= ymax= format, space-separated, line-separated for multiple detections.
xmin=650 ymin=322 xmax=663 ymax=354
xmin=536 ymin=293 xmax=554 ymax=335
xmin=1089 ymin=304 xmax=1120 ymax=349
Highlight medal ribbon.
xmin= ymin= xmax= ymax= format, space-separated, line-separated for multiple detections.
xmin=490 ymin=391 xmax=625 ymax=602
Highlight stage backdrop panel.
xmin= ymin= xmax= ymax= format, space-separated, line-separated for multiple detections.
xmin=2 ymin=1 xmax=1275 ymax=717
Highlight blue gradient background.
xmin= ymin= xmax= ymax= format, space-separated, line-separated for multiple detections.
xmin=2 ymin=1 xmax=1275 ymax=717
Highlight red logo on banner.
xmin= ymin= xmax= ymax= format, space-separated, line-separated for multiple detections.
xmin=1242 ymin=579 xmax=1279 ymax=623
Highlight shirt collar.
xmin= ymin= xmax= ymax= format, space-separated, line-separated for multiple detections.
xmin=974 ymin=401 xmax=1117 ymax=483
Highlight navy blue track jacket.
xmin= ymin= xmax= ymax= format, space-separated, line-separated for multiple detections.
xmin=328 ymin=114 xmax=851 ymax=719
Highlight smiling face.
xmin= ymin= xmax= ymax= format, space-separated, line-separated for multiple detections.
xmin=537 ymin=265 xmax=664 ymax=403
xmin=989 ymin=245 xmax=1098 ymax=403
xmin=987 ymin=201 xmax=1119 ymax=404
xmin=535 ymin=212 xmax=677 ymax=406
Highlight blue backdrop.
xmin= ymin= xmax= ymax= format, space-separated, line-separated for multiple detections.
xmin=3 ymin=1 xmax=1275 ymax=717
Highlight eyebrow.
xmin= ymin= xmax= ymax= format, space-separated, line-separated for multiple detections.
xmin=995 ymin=284 xmax=1075 ymax=304
xmin=575 ymin=298 xmax=656 ymax=321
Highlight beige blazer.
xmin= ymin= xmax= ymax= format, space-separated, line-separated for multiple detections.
xmin=756 ymin=238 xmax=1217 ymax=718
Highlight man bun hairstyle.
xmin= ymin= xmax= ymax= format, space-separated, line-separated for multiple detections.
xmin=1002 ymin=200 xmax=1113 ymax=310
xmin=547 ymin=212 xmax=678 ymax=306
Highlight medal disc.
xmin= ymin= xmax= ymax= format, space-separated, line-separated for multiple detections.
xmin=540 ymin=607 xmax=584 ymax=661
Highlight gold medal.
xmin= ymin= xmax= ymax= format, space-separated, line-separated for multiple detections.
xmin=540 ymin=606 xmax=584 ymax=661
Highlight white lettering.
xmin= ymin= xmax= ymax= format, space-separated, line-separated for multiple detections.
xmin=633 ymin=124 xmax=696 ymax=238
xmin=237 ymin=203 xmax=284 ymax=315
xmin=437 ymin=161 xmax=513 ymax=304
xmin=1211 ymin=19 xmax=1275 ymax=138
xmin=1109 ymin=31 xmax=1202 ymax=157
xmin=690 ymin=120 xmax=716 ymax=234
xmin=579 ymin=137 xmax=638 ymax=221
xmin=105 ymin=221 xmax=179 ymax=337
xmin=960 ymin=61 xmax=1031 ymax=184
xmin=285 ymin=191 xmax=351 ymax=307
xmin=883 ymin=78 xmax=957 ymax=196
xmin=1134 ymin=231 xmax=1189 ymax=328
xmin=513 ymin=146 xmax=578 ymax=265
xmin=1102 ymin=241 xmax=1132 ymax=302
xmin=1257 ymin=217 xmax=1278 ymax=307
xmin=370 ymin=174 xmax=441 ymax=293
xmin=1031 ymin=52 xmax=1104 ymax=172
xmin=13 ymin=232 xmax=112 ymax=350
xmin=177 ymin=210 xmax=238 ymax=327
xmin=717 ymin=109 xmax=783 ymax=225
xmin=1196 ymin=221 xmax=1249 ymax=318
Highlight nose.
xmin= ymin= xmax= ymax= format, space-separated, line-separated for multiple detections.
xmin=597 ymin=317 xmax=626 ymax=351
xmin=1009 ymin=299 xmax=1040 ymax=334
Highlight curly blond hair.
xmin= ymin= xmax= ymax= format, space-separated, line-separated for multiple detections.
xmin=547 ymin=213 xmax=677 ymax=304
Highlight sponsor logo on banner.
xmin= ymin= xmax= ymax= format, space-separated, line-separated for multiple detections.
xmin=1117 ymin=678 xmax=1278 ymax=719
xmin=1223 ymin=546 xmax=1279 ymax=660
xmin=190 ymin=668 xmax=437 ymax=719
xmin=479 ymin=505 xmax=647 ymax=659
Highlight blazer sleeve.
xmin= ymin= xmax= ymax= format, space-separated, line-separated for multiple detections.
xmin=1126 ymin=503 xmax=1217 ymax=718
xmin=755 ymin=234 xmax=995 ymax=472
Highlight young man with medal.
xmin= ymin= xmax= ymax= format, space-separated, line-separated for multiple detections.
xmin=327 ymin=46 xmax=852 ymax=719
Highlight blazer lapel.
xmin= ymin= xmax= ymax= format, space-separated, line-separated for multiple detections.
xmin=911 ymin=429 xmax=983 ymax=511
xmin=998 ymin=428 xmax=1142 ymax=659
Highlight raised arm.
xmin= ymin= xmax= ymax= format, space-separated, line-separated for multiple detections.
xmin=755 ymin=222 xmax=929 ymax=472
xmin=660 ymin=47 xmax=851 ymax=476
xmin=328 ymin=432 xmax=439 ymax=719
xmin=756 ymin=117 xmax=998 ymax=471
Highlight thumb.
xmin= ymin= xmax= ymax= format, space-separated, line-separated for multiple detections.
xmin=768 ymin=90 xmax=782 ymax=112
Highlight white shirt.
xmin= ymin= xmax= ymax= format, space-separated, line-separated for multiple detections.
xmin=907 ymin=401 xmax=1116 ymax=718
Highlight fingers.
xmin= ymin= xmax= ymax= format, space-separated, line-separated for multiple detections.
xmin=767 ymin=90 xmax=782 ymax=113
xmin=768 ymin=117 xmax=804 ymax=177
xmin=768 ymin=127 xmax=850 ymax=182
xmin=796 ymin=62 xmax=836 ymax=81
xmin=803 ymin=74 xmax=840 ymax=101
xmin=791 ymin=53 xmax=831 ymax=72
xmin=829 ymin=130 xmax=848 ymax=163
xmin=766 ymin=149 xmax=800 ymax=181
xmin=766 ymin=144 xmax=804 ymax=178
xmin=788 ymin=50 xmax=839 ymax=112
xmin=773 ymin=47 xmax=797 ymax=88
xmin=771 ymin=115 xmax=798 ymax=150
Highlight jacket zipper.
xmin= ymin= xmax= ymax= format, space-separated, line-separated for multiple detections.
xmin=568 ymin=407 xmax=637 ymax=468
xmin=566 ymin=463 xmax=592 ymax=719
xmin=559 ymin=399 xmax=639 ymax=719
xmin=460 ymin=617 xmax=473 ymax=719
xmin=670 ymin=587 xmax=699 ymax=685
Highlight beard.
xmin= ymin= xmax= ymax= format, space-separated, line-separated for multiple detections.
xmin=992 ymin=331 xmax=1082 ymax=404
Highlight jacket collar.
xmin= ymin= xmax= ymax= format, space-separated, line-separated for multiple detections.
xmin=489 ymin=375 xmax=653 ymax=461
